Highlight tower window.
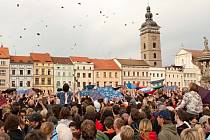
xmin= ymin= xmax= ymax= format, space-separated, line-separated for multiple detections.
xmin=154 ymin=53 xmax=156 ymax=58
xmin=144 ymin=54 xmax=146 ymax=59
xmin=154 ymin=62 xmax=157 ymax=66
xmin=144 ymin=43 xmax=146 ymax=49
xmin=153 ymin=43 xmax=156 ymax=48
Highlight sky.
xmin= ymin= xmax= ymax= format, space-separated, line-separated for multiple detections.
xmin=0 ymin=0 xmax=210 ymax=66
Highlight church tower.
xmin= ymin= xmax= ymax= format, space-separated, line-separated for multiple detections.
xmin=140 ymin=6 xmax=162 ymax=67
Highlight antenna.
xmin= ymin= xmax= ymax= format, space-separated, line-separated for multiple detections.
xmin=147 ymin=0 xmax=150 ymax=6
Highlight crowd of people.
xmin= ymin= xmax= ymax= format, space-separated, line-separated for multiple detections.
xmin=0 ymin=82 xmax=210 ymax=140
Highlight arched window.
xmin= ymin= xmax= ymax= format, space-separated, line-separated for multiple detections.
xmin=144 ymin=54 xmax=146 ymax=59
xmin=154 ymin=62 xmax=157 ymax=66
xmin=154 ymin=53 xmax=156 ymax=58
xmin=153 ymin=43 xmax=156 ymax=48
xmin=144 ymin=43 xmax=146 ymax=49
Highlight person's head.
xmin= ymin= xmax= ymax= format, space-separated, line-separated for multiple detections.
xmin=104 ymin=116 xmax=114 ymax=130
xmin=112 ymin=104 xmax=120 ymax=115
xmin=121 ymin=113 xmax=129 ymax=125
xmin=189 ymin=83 xmax=198 ymax=92
xmin=139 ymin=119 xmax=152 ymax=133
xmin=40 ymin=122 xmax=54 ymax=137
xmin=0 ymin=132 xmax=10 ymax=140
xmin=47 ymin=116 xmax=58 ymax=126
xmin=81 ymin=120 xmax=97 ymax=140
xmin=27 ymin=113 xmax=42 ymax=129
xmin=4 ymin=114 xmax=19 ymax=131
xmin=24 ymin=130 xmax=47 ymax=140
xmin=175 ymin=109 xmax=189 ymax=122
xmin=0 ymin=121 xmax=5 ymax=133
xmin=59 ymin=107 xmax=70 ymax=120
xmin=157 ymin=109 xmax=172 ymax=127
xmin=180 ymin=128 xmax=205 ymax=140
xmin=114 ymin=118 xmax=125 ymax=133
xmin=63 ymin=83 xmax=70 ymax=92
xmin=120 ymin=125 xmax=134 ymax=140
xmin=71 ymin=106 xmax=78 ymax=116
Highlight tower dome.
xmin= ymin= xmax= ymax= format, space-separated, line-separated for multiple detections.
xmin=141 ymin=6 xmax=159 ymax=28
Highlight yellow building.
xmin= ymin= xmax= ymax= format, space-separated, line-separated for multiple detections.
xmin=30 ymin=53 xmax=54 ymax=93
xmin=91 ymin=59 xmax=122 ymax=87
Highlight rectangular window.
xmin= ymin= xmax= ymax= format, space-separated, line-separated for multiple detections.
xmin=12 ymin=70 xmax=16 ymax=75
xmin=124 ymin=71 xmax=126 ymax=76
xmin=36 ymin=69 xmax=39 ymax=75
xmin=137 ymin=72 xmax=139 ymax=76
xmin=77 ymin=73 xmax=80 ymax=78
xmin=96 ymin=72 xmax=99 ymax=78
xmin=157 ymin=73 xmax=159 ymax=77
xmin=0 ymin=80 xmax=5 ymax=86
xmin=142 ymin=72 xmax=144 ymax=77
xmin=20 ymin=81 xmax=23 ymax=87
xmin=109 ymin=72 xmax=112 ymax=78
xmin=41 ymin=78 xmax=45 ymax=85
xmin=115 ymin=82 xmax=118 ymax=87
xmin=42 ymin=69 xmax=45 ymax=75
xmin=128 ymin=71 xmax=130 ymax=77
xmin=27 ymin=70 xmax=31 ymax=75
xmin=12 ymin=81 xmax=15 ymax=87
xmin=56 ymin=81 xmax=60 ymax=87
xmin=146 ymin=72 xmax=148 ymax=77
xmin=20 ymin=70 xmax=23 ymax=75
xmin=48 ymin=78 xmax=51 ymax=85
xmin=104 ymin=72 xmax=106 ymax=78
xmin=0 ymin=70 xmax=6 ymax=76
xmin=109 ymin=81 xmax=112 ymax=86
xmin=63 ymin=72 xmax=65 ymax=77
xmin=83 ymin=82 xmax=86 ymax=89
xmin=0 ymin=61 xmax=6 ymax=66
xmin=104 ymin=82 xmax=106 ymax=87
xmin=83 ymin=66 xmax=85 ymax=70
xmin=58 ymin=72 xmax=60 ymax=76
xmin=161 ymin=73 xmax=163 ymax=77
xmin=77 ymin=82 xmax=80 ymax=87
xmin=27 ymin=81 xmax=30 ymax=87
xmin=48 ymin=69 xmax=51 ymax=75
xmin=153 ymin=42 xmax=156 ymax=48
xmin=96 ymin=81 xmax=99 ymax=87
xmin=83 ymin=73 xmax=86 ymax=78
xmin=35 ymin=78 xmax=39 ymax=85
xmin=133 ymin=72 xmax=135 ymax=76
xmin=153 ymin=73 xmax=155 ymax=77
xmin=88 ymin=73 xmax=91 ymax=78
xmin=115 ymin=72 xmax=118 ymax=78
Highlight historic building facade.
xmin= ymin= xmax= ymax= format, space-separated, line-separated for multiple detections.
xmin=52 ymin=57 xmax=74 ymax=91
xmin=114 ymin=59 xmax=150 ymax=86
xmin=91 ymin=59 xmax=121 ymax=87
xmin=70 ymin=56 xmax=94 ymax=91
xmin=0 ymin=47 xmax=10 ymax=91
xmin=30 ymin=53 xmax=54 ymax=93
xmin=10 ymin=56 xmax=34 ymax=89
xmin=149 ymin=67 xmax=165 ymax=84
xmin=140 ymin=6 xmax=162 ymax=67
xmin=175 ymin=49 xmax=202 ymax=87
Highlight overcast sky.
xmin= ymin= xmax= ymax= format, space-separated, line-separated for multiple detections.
xmin=0 ymin=0 xmax=210 ymax=66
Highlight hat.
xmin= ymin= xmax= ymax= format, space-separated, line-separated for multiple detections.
xmin=94 ymin=100 xmax=101 ymax=112
xmin=199 ymin=115 xmax=210 ymax=124
xmin=157 ymin=109 xmax=172 ymax=120
xmin=129 ymin=99 xmax=137 ymax=106
xmin=27 ymin=113 xmax=42 ymax=122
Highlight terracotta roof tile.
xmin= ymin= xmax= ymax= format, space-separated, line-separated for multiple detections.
xmin=52 ymin=57 xmax=73 ymax=64
xmin=184 ymin=49 xmax=203 ymax=58
xmin=10 ymin=56 xmax=33 ymax=63
xmin=116 ymin=59 xmax=149 ymax=66
xmin=91 ymin=59 xmax=121 ymax=70
xmin=70 ymin=56 xmax=92 ymax=63
xmin=30 ymin=53 xmax=52 ymax=63
xmin=0 ymin=47 xmax=10 ymax=59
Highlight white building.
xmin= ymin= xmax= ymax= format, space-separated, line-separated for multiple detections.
xmin=0 ymin=47 xmax=10 ymax=91
xmin=52 ymin=57 xmax=74 ymax=91
xmin=10 ymin=56 xmax=34 ymax=89
xmin=165 ymin=65 xmax=183 ymax=88
xmin=149 ymin=67 xmax=165 ymax=84
xmin=114 ymin=59 xmax=150 ymax=86
xmin=70 ymin=56 xmax=94 ymax=91
xmin=175 ymin=49 xmax=202 ymax=87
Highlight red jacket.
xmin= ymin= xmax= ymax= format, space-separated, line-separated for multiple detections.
xmin=140 ymin=131 xmax=157 ymax=140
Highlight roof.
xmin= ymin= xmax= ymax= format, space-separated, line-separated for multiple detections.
xmin=184 ymin=49 xmax=203 ymax=58
xmin=52 ymin=57 xmax=73 ymax=64
xmin=116 ymin=59 xmax=149 ymax=66
xmin=91 ymin=59 xmax=121 ymax=70
xmin=70 ymin=56 xmax=92 ymax=63
xmin=30 ymin=53 xmax=52 ymax=63
xmin=0 ymin=47 xmax=10 ymax=59
xmin=10 ymin=56 xmax=33 ymax=64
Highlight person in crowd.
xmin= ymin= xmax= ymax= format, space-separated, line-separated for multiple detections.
xmin=0 ymin=121 xmax=5 ymax=133
xmin=27 ymin=113 xmax=42 ymax=130
xmin=103 ymin=116 xmax=116 ymax=139
xmin=204 ymin=117 xmax=210 ymax=140
xmin=46 ymin=116 xmax=58 ymax=140
xmin=176 ymin=83 xmax=203 ymax=116
xmin=0 ymin=132 xmax=10 ymax=140
xmin=157 ymin=109 xmax=180 ymax=140
xmin=112 ymin=104 xmax=121 ymax=120
xmin=121 ymin=113 xmax=129 ymax=125
xmin=57 ymin=83 xmax=72 ymax=106
xmin=139 ymin=119 xmax=157 ymax=140
xmin=24 ymin=130 xmax=47 ymax=140
xmin=40 ymin=122 xmax=55 ymax=140
xmin=180 ymin=128 xmax=205 ymax=140
xmin=112 ymin=118 xmax=125 ymax=140
xmin=175 ymin=109 xmax=191 ymax=135
xmin=120 ymin=125 xmax=134 ymax=140
xmin=56 ymin=107 xmax=72 ymax=140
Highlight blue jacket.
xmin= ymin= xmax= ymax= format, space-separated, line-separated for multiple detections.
xmin=57 ymin=91 xmax=72 ymax=106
